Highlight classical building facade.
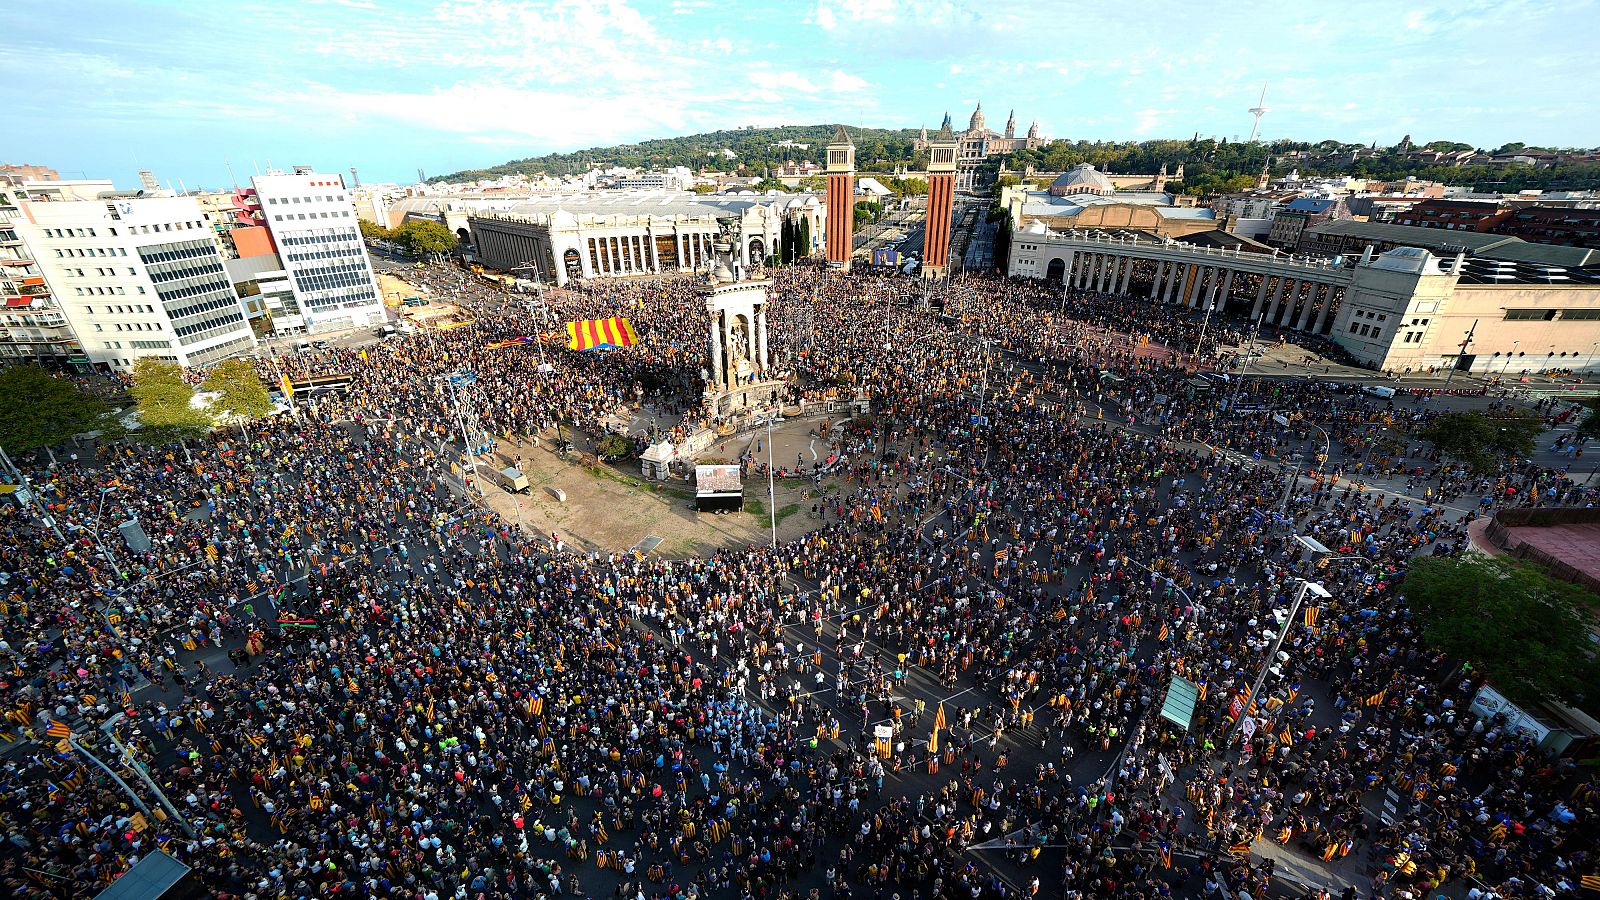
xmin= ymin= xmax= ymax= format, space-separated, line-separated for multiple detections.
xmin=1007 ymin=228 xmax=1600 ymax=373
xmin=468 ymin=193 xmax=821 ymax=286
xmin=914 ymin=105 xmax=1046 ymax=192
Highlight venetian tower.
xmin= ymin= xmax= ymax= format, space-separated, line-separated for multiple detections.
xmin=825 ymin=125 xmax=856 ymax=270
xmin=922 ymin=118 xmax=958 ymax=280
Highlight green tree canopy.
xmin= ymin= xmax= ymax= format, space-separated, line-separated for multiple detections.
xmin=1416 ymin=410 xmax=1541 ymax=473
xmin=0 ymin=366 xmax=112 ymax=453
xmin=130 ymin=359 xmax=212 ymax=445
xmin=393 ymin=219 xmax=458 ymax=256
xmin=1576 ymin=399 xmax=1600 ymax=442
xmin=201 ymin=358 xmax=275 ymax=423
xmin=1402 ymin=555 xmax=1599 ymax=711
xmin=358 ymin=219 xmax=392 ymax=241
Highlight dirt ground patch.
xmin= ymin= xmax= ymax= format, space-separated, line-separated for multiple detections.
xmin=472 ymin=419 xmax=842 ymax=557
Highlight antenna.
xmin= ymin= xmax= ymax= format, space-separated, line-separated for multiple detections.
xmin=1247 ymin=83 xmax=1269 ymax=143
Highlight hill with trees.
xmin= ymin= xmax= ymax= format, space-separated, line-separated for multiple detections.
xmin=440 ymin=125 xmax=923 ymax=182
xmin=444 ymin=126 xmax=1600 ymax=195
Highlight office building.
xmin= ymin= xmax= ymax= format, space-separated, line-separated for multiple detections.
xmin=13 ymin=195 xmax=256 ymax=371
xmin=247 ymin=169 xmax=385 ymax=330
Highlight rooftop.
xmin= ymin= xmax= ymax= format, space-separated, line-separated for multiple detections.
xmin=1306 ymin=219 xmax=1599 ymax=267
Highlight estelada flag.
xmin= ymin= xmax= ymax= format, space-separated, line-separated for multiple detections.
xmin=566 ymin=317 xmax=638 ymax=351
xmin=45 ymin=718 xmax=72 ymax=739
xmin=486 ymin=336 xmax=538 ymax=350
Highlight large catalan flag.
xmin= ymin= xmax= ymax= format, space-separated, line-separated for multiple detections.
xmin=566 ymin=317 xmax=638 ymax=352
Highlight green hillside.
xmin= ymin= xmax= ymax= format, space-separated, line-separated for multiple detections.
xmin=439 ymin=125 xmax=925 ymax=181
xmin=443 ymin=128 xmax=1600 ymax=195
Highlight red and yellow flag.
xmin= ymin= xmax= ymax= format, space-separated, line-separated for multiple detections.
xmin=566 ymin=317 xmax=638 ymax=351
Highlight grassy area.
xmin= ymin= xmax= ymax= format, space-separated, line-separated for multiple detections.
xmin=775 ymin=503 xmax=801 ymax=526
xmin=581 ymin=460 xmax=692 ymax=500
xmin=744 ymin=499 xmax=767 ymax=519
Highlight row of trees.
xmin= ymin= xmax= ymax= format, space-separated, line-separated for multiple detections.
xmin=441 ymin=125 xmax=925 ymax=183
xmin=777 ymin=218 xmax=812 ymax=265
xmin=446 ymin=126 xmax=1600 ymax=196
xmin=359 ymin=219 xmax=459 ymax=256
xmin=0 ymin=359 xmax=276 ymax=458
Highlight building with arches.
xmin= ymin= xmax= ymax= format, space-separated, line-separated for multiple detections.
xmin=466 ymin=192 xmax=822 ymax=286
xmin=1007 ymin=226 xmax=1600 ymax=374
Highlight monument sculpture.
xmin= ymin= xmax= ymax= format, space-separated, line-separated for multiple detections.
xmin=702 ymin=216 xmax=781 ymax=415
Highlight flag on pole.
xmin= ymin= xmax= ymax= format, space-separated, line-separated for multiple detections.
xmin=1365 ymin=689 xmax=1387 ymax=707
xmin=278 ymin=373 xmax=294 ymax=399
xmin=566 ymin=317 xmax=638 ymax=351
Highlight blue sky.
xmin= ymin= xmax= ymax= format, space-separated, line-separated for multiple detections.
xmin=5 ymin=0 xmax=1596 ymax=189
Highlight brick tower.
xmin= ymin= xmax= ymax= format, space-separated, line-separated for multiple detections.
xmin=922 ymin=116 xmax=958 ymax=280
xmin=825 ymin=125 xmax=855 ymax=270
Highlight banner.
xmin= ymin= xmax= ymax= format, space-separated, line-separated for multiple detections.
xmin=566 ymin=317 xmax=638 ymax=351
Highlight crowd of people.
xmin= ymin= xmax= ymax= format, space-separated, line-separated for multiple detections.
xmin=1 ymin=259 xmax=1596 ymax=900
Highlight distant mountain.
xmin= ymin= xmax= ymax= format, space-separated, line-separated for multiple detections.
xmin=439 ymin=125 xmax=925 ymax=182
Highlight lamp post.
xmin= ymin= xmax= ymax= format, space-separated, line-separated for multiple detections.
xmin=1224 ymin=537 xmax=1331 ymax=751
xmin=1273 ymin=415 xmax=1330 ymax=514
xmin=766 ymin=412 xmax=777 ymax=548
xmin=1226 ymin=310 xmax=1267 ymax=414
xmin=99 ymin=713 xmax=198 ymax=838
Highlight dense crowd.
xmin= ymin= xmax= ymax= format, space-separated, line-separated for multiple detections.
xmin=1 ymin=261 xmax=1596 ymax=900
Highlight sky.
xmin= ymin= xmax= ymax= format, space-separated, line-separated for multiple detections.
xmin=4 ymin=0 xmax=1597 ymax=189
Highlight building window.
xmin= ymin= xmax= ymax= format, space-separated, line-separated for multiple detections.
xmin=1560 ymin=308 xmax=1600 ymax=320
xmin=1503 ymin=309 xmax=1556 ymax=321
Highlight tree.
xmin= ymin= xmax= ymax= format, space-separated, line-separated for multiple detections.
xmin=1416 ymin=410 xmax=1541 ymax=473
xmin=358 ymin=219 xmax=392 ymax=241
xmin=1402 ymin=555 xmax=1599 ymax=711
xmin=393 ymin=219 xmax=458 ymax=256
xmin=780 ymin=219 xmax=795 ymax=265
xmin=201 ymin=358 xmax=275 ymax=424
xmin=129 ymin=359 xmax=212 ymax=446
xmin=0 ymin=365 xmax=111 ymax=455
xmin=753 ymin=178 xmax=790 ymax=193
xmin=797 ymin=218 xmax=811 ymax=258
xmin=690 ymin=184 xmax=718 ymax=194
xmin=796 ymin=176 xmax=826 ymax=192
xmin=1573 ymin=398 xmax=1600 ymax=443
xmin=597 ymin=434 xmax=632 ymax=460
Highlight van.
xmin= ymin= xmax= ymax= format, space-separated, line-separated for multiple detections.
xmin=1363 ymin=385 xmax=1397 ymax=399
xmin=376 ymin=324 xmax=397 ymax=338
xmin=397 ymin=321 xmax=419 ymax=336
xmin=290 ymin=339 xmax=312 ymax=353
xmin=493 ymin=467 xmax=530 ymax=494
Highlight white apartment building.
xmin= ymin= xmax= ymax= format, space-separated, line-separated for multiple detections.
xmin=15 ymin=196 xmax=256 ymax=371
xmin=249 ymin=170 xmax=384 ymax=331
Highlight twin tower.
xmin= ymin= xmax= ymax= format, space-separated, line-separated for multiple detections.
xmin=824 ymin=122 xmax=957 ymax=279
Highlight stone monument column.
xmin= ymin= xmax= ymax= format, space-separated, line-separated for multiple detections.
xmin=707 ymin=312 xmax=722 ymax=388
xmin=755 ymin=304 xmax=768 ymax=373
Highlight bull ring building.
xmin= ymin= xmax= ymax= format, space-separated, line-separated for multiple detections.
xmin=467 ymin=193 xmax=822 ymax=286
xmin=1008 ymin=226 xmax=1600 ymax=374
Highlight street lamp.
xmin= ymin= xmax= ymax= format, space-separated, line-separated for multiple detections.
xmin=1224 ymin=535 xmax=1331 ymax=750
xmin=1273 ymin=414 xmax=1330 ymax=514
xmin=1501 ymin=341 xmax=1520 ymax=377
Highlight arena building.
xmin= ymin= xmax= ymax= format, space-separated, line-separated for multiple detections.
xmin=465 ymin=193 xmax=823 ymax=286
